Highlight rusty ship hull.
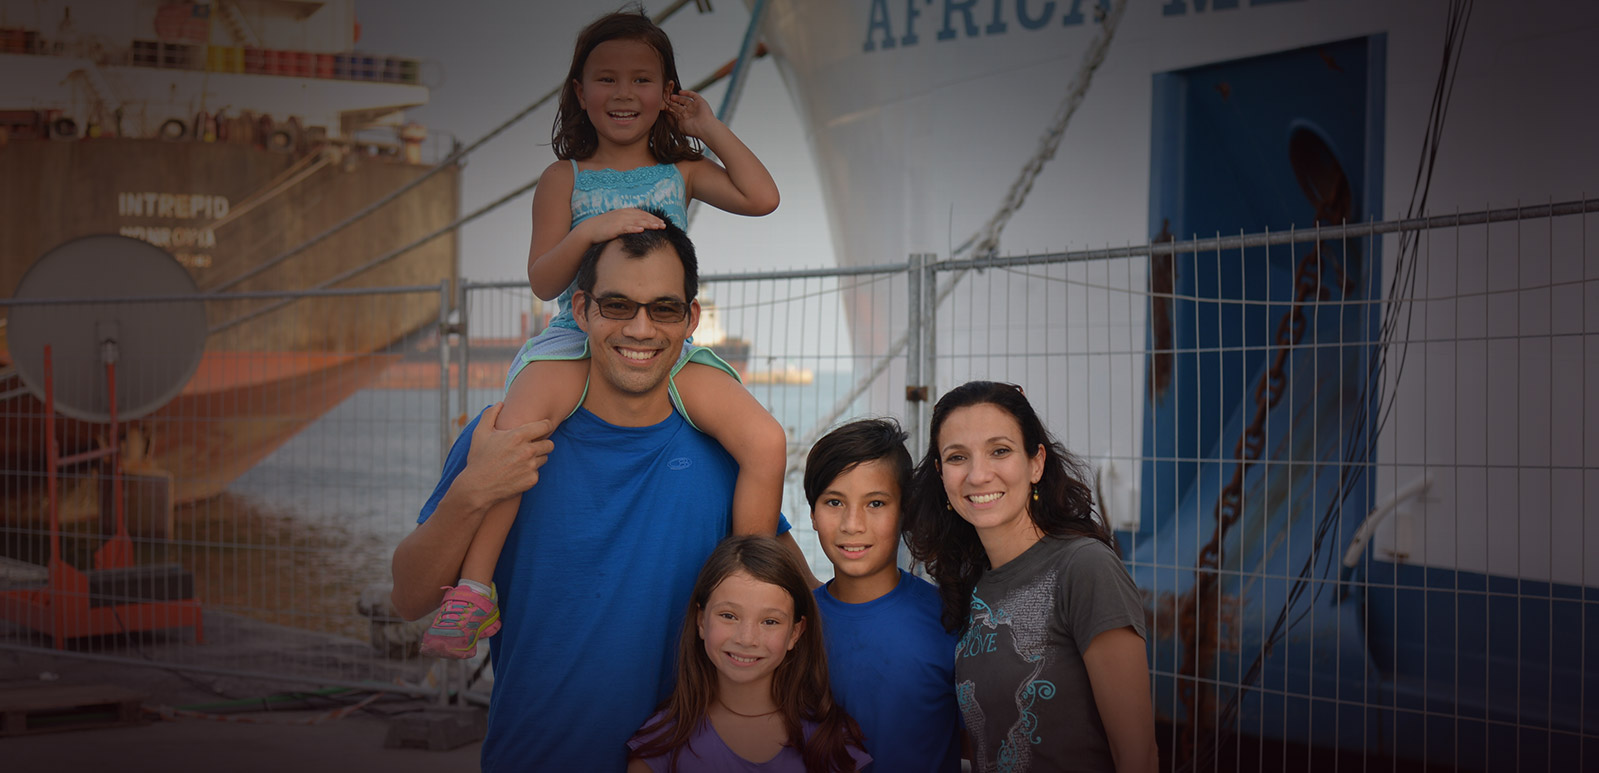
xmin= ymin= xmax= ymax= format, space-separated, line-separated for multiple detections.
xmin=1 ymin=137 xmax=459 ymax=516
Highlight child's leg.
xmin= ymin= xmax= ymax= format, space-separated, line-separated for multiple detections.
xmin=423 ymin=357 xmax=586 ymax=658
xmin=674 ymin=362 xmax=786 ymax=536
xmin=460 ymin=358 xmax=589 ymax=585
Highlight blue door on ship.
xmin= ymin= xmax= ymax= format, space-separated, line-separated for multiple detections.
xmin=1134 ymin=35 xmax=1385 ymax=754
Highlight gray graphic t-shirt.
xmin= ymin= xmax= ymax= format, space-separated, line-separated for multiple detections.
xmin=956 ymin=536 xmax=1146 ymax=772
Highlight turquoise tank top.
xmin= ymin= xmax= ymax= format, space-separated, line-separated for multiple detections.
xmin=548 ymin=161 xmax=688 ymax=330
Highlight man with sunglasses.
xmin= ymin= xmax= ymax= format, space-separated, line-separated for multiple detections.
xmin=392 ymin=213 xmax=805 ymax=770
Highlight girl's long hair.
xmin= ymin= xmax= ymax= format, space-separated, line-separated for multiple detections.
xmin=551 ymin=9 xmax=705 ymax=164
xmin=902 ymin=381 xmax=1115 ymax=632
xmin=629 ymin=535 xmax=864 ymax=772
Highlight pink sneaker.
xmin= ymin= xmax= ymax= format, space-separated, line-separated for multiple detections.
xmin=419 ymin=583 xmax=501 ymax=658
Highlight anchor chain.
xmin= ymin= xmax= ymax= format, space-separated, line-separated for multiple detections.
xmin=1174 ymin=237 xmax=1352 ymax=755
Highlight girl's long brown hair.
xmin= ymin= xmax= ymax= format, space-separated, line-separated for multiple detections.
xmin=629 ymin=536 xmax=864 ymax=772
xmin=902 ymin=381 xmax=1115 ymax=632
xmin=551 ymin=9 xmax=705 ymax=164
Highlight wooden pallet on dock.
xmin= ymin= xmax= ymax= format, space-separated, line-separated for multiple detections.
xmin=0 ymin=684 xmax=146 ymax=736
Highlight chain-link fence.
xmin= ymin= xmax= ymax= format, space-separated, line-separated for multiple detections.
xmin=2 ymin=199 xmax=1595 ymax=769
xmin=912 ymin=199 xmax=1598 ymax=771
xmin=1 ymin=284 xmax=452 ymax=696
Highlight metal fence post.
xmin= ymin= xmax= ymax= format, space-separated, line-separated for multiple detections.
xmin=437 ymin=279 xmax=453 ymax=465
xmin=457 ymin=280 xmax=471 ymax=432
xmin=904 ymin=253 xmax=924 ymax=451
xmin=919 ymin=253 xmax=939 ymax=453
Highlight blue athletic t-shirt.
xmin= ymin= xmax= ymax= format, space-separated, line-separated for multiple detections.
xmin=419 ymin=405 xmax=791 ymax=771
xmin=813 ymin=570 xmax=962 ymax=772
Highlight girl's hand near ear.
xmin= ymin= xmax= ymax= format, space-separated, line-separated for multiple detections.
xmin=666 ymin=88 xmax=722 ymax=140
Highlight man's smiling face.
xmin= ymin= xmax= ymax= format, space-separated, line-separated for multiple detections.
xmin=574 ymin=239 xmax=699 ymax=406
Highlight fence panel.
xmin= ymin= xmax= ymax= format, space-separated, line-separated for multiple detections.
xmin=1 ymin=285 xmax=450 ymax=695
xmin=459 ymin=263 xmax=911 ymax=579
xmin=1 ymin=202 xmax=1593 ymax=771
xmin=928 ymin=202 xmax=1598 ymax=770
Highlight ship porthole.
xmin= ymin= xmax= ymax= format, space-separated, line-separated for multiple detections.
xmin=159 ymin=118 xmax=188 ymax=141
xmin=267 ymin=128 xmax=295 ymax=153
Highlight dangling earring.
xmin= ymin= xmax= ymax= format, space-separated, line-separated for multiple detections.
xmin=1032 ymin=486 xmax=1040 ymax=502
xmin=944 ymin=499 xmax=953 ymax=511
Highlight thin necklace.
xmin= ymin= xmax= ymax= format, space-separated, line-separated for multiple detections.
xmin=716 ymin=697 xmax=780 ymax=719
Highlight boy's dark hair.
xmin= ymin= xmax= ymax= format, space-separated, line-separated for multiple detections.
xmin=573 ymin=208 xmax=699 ymax=305
xmin=803 ymin=418 xmax=913 ymax=511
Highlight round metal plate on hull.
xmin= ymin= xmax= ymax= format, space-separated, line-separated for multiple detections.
xmin=9 ymin=235 xmax=207 ymax=422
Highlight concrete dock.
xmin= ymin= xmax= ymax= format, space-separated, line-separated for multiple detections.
xmin=1 ymin=610 xmax=486 ymax=772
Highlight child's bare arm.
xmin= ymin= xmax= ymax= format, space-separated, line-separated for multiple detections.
xmin=667 ymin=89 xmax=779 ymax=216
xmin=455 ymin=360 xmax=590 ymax=587
xmin=528 ymin=161 xmax=667 ymax=300
xmin=391 ymin=404 xmax=553 ymax=620
xmin=674 ymin=363 xmax=785 ymax=537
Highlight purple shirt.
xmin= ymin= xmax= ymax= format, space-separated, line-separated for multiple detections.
xmin=628 ymin=714 xmax=871 ymax=772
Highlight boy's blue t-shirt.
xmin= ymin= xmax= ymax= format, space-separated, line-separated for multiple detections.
xmin=813 ymin=569 xmax=963 ymax=772
xmin=420 ymin=406 xmax=790 ymax=772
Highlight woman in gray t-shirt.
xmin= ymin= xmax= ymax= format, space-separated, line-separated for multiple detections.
xmin=904 ymin=381 xmax=1158 ymax=772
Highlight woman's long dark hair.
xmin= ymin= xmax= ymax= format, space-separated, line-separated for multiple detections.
xmin=629 ymin=536 xmax=864 ymax=772
xmin=551 ymin=9 xmax=704 ymax=164
xmin=902 ymin=381 xmax=1114 ymax=632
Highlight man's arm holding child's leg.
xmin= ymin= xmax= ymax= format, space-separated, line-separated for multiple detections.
xmin=391 ymin=404 xmax=554 ymax=620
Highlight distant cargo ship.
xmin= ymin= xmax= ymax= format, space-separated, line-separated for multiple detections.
xmin=0 ymin=0 xmax=459 ymax=517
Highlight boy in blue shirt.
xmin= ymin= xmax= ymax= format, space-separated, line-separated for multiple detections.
xmin=805 ymin=418 xmax=962 ymax=772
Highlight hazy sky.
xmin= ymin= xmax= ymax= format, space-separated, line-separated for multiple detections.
xmin=359 ymin=1 xmax=836 ymax=284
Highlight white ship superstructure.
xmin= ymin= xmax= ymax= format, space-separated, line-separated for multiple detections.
xmin=754 ymin=0 xmax=1598 ymax=765
xmin=0 ymin=0 xmax=424 ymax=140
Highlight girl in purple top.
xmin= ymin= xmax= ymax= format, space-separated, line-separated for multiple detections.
xmin=628 ymin=536 xmax=871 ymax=772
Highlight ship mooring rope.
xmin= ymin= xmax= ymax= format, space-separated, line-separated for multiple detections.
xmin=205 ymin=0 xmax=698 ymax=296
xmin=1172 ymin=1 xmax=1478 ymax=767
xmin=206 ymin=4 xmax=763 ymax=335
xmin=146 ymin=691 xmax=385 ymax=725
xmin=203 ymin=148 xmax=333 ymax=241
xmin=205 ymin=1 xmax=778 ymax=336
xmin=784 ymin=0 xmax=1129 ymax=473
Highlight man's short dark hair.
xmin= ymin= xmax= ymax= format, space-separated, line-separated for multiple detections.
xmin=573 ymin=209 xmax=699 ymax=307
xmin=803 ymin=418 xmax=914 ymax=511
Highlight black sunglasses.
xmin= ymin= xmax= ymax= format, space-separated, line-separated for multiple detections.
xmin=589 ymin=295 xmax=690 ymax=324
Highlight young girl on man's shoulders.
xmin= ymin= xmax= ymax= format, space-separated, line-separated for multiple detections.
xmin=421 ymin=10 xmax=786 ymax=659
